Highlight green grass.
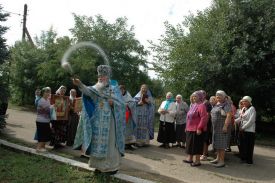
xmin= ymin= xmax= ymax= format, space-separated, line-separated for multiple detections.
xmin=0 ymin=146 xmax=123 ymax=183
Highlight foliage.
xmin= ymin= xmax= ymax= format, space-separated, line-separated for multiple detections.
xmin=9 ymin=41 xmax=43 ymax=104
xmin=0 ymin=5 xmax=10 ymax=103
xmin=70 ymin=14 xmax=152 ymax=95
xmin=151 ymin=0 xmax=275 ymax=119
xmin=8 ymin=15 xmax=158 ymax=105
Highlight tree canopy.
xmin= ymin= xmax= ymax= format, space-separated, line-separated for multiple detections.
xmin=151 ymin=0 xmax=275 ymax=120
xmin=8 ymin=14 xmax=158 ymax=104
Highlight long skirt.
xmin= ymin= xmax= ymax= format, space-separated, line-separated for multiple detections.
xmin=66 ymin=112 xmax=79 ymax=146
xmin=36 ymin=121 xmax=51 ymax=142
xmin=186 ymin=131 xmax=204 ymax=155
xmin=51 ymin=120 xmax=68 ymax=145
xmin=176 ymin=123 xmax=186 ymax=143
xmin=157 ymin=121 xmax=176 ymax=144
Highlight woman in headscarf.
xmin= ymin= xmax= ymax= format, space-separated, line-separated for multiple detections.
xmin=157 ymin=92 xmax=177 ymax=148
xmin=120 ymin=85 xmax=137 ymax=150
xmin=66 ymin=89 xmax=80 ymax=146
xmin=184 ymin=91 xmax=208 ymax=167
xmin=235 ymin=96 xmax=256 ymax=164
xmin=174 ymin=94 xmax=189 ymax=148
xmin=50 ymin=85 xmax=69 ymax=149
xmin=210 ymin=90 xmax=232 ymax=168
xmin=134 ymin=84 xmax=155 ymax=146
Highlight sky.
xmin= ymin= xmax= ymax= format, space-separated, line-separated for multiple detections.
xmin=1 ymin=0 xmax=212 ymax=77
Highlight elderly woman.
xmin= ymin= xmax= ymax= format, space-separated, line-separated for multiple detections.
xmin=235 ymin=96 xmax=256 ymax=164
xmin=134 ymin=84 xmax=155 ymax=146
xmin=210 ymin=90 xmax=232 ymax=168
xmin=174 ymin=94 xmax=189 ymax=148
xmin=120 ymin=85 xmax=137 ymax=150
xmin=157 ymin=92 xmax=177 ymax=148
xmin=35 ymin=87 xmax=52 ymax=152
xmin=233 ymin=99 xmax=245 ymax=154
xmin=66 ymin=89 xmax=80 ymax=146
xmin=184 ymin=91 xmax=208 ymax=167
xmin=50 ymin=85 xmax=69 ymax=149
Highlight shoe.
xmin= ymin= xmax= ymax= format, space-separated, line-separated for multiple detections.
xmin=130 ymin=144 xmax=138 ymax=149
xmin=159 ymin=144 xmax=165 ymax=148
xmin=200 ymin=155 xmax=208 ymax=161
xmin=80 ymin=154 xmax=89 ymax=159
xmin=49 ymin=141 xmax=54 ymax=146
xmin=183 ymin=160 xmax=193 ymax=164
xmin=105 ymin=170 xmax=118 ymax=175
xmin=191 ymin=162 xmax=201 ymax=167
xmin=53 ymin=143 xmax=64 ymax=149
xmin=125 ymin=144 xmax=135 ymax=151
xmin=214 ymin=162 xmax=225 ymax=168
xmin=210 ymin=159 xmax=219 ymax=164
xmin=225 ymin=148 xmax=231 ymax=152
xmin=173 ymin=143 xmax=181 ymax=148
xmin=94 ymin=169 xmax=102 ymax=174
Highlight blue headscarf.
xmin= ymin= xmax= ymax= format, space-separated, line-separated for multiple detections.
xmin=163 ymin=92 xmax=174 ymax=110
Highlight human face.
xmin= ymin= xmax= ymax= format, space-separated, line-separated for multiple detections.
xmin=98 ymin=75 xmax=108 ymax=86
xmin=242 ymin=100 xmax=251 ymax=108
xmin=166 ymin=93 xmax=172 ymax=100
xmin=70 ymin=90 xmax=76 ymax=97
xmin=141 ymin=85 xmax=147 ymax=94
xmin=120 ymin=88 xmax=126 ymax=95
xmin=209 ymin=97 xmax=217 ymax=106
xmin=176 ymin=96 xmax=182 ymax=103
xmin=59 ymin=87 xmax=66 ymax=96
xmin=216 ymin=95 xmax=225 ymax=103
xmin=43 ymin=90 xmax=51 ymax=99
xmin=192 ymin=95 xmax=198 ymax=103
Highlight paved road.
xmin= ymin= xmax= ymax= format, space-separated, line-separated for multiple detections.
xmin=2 ymin=108 xmax=275 ymax=183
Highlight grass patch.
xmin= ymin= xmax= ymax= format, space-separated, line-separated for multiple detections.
xmin=0 ymin=146 xmax=123 ymax=183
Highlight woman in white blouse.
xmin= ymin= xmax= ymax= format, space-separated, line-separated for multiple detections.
xmin=235 ymin=96 xmax=256 ymax=164
xmin=157 ymin=92 xmax=177 ymax=148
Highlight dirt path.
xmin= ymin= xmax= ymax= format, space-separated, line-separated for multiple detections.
xmin=2 ymin=108 xmax=275 ymax=183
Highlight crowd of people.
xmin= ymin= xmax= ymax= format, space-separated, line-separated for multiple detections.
xmin=157 ymin=90 xmax=256 ymax=168
xmin=34 ymin=64 xmax=256 ymax=174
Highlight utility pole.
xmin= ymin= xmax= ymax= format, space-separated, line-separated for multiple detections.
xmin=22 ymin=4 xmax=27 ymax=41
xmin=21 ymin=4 xmax=34 ymax=46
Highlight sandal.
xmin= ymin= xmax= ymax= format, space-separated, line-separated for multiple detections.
xmin=191 ymin=162 xmax=201 ymax=167
xmin=183 ymin=160 xmax=193 ymax=164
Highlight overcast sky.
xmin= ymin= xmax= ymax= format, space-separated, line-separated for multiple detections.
xmin=1 ymin=0 xmax=212 ymax=78
xmin=1 ymin=0 xmax=212 ymax=47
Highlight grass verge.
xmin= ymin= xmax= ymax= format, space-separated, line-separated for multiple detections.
xmin=0 ymin=146 xmax=123 ymax=183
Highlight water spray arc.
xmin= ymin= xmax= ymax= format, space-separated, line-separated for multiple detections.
xmin=61 ymin=41 xmax=110 ymax=76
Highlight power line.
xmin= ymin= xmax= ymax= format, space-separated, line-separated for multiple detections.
xmin=2 ymin=9 xmax=22 ymax=16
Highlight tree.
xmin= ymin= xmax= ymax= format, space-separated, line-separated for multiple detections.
xmin=9 ymin=27 xmax=74 ymax=105
xmin=9 ymin=15 xmax=157 ymax=105
xmin=0 ymin=5 xmax=10 ymax=104
xmin=70 ymin=14 xmax=151 ymax=95
xmin=151 ymin=0 xmax=275 ymax=120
